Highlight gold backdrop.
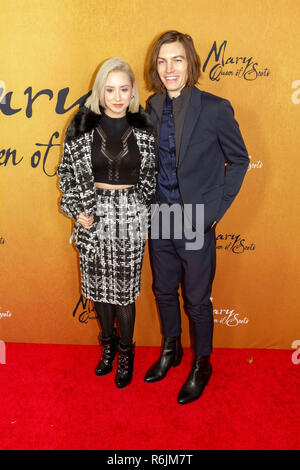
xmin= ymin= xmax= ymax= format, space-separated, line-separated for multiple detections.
xmin=1 ymin=0 xmax=300 ymax=349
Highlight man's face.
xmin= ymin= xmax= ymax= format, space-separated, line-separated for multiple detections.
xmin=157 ymin=41 xmax=188 ymax=98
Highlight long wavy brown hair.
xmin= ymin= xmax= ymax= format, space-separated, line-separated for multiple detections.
xmin=147 ymin=30 xmax=201 ymax=92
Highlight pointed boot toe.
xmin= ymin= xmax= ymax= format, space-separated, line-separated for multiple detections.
xmin=178 ymin=356 xmax=212 ymax=405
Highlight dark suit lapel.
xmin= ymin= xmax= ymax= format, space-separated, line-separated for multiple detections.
xmin=178 ymin=87 xmax=202 ymax=167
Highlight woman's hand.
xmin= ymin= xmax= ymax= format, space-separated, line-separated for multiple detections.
xmin=77 ymin=212 xmax=94 ymax=229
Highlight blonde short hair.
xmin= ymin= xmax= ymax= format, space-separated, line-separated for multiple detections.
xmin=85 ymin=58 xmax=139 ymax=114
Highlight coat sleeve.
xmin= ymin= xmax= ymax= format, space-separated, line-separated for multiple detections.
xmin=135 ymin=133 xmax=157 ymax=208
xmin=57 ymin=141 xmax=84 ymax=220
xmin=215 ymin=99 xmax=249 ymax=222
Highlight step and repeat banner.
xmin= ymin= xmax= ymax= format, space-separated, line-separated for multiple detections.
xmin=1 ymin=0 xmax=299 ymax=349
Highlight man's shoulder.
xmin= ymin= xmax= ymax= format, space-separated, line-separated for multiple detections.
xmin=146 ymin=87 xmax=231 ymax=115
xmin=194 ymin=87 xmax=230 ymax=107
xmin=146 ymin=91 xmax=165 ymax=108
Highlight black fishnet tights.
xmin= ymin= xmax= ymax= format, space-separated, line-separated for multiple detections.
xmin=116 ymin=303 xmax=136 ymax=346
xmin=94 ymin=302 xmax=115 ymax=338
xmin=94 ymin=301 xmax=135 ymax=346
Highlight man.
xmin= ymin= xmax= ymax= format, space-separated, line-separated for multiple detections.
xmin=144 ymin=31 xmax=249 ymax=404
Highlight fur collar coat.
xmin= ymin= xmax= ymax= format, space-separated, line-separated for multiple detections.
xmin=57 ymin=105 xmax=157 ymax=254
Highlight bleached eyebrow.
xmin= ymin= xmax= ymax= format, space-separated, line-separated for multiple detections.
xmin=104 ymin=85 xmax=130 ymax=88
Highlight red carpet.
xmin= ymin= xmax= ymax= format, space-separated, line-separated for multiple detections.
xmin=0 ymin=343 xmax=299 ymax=450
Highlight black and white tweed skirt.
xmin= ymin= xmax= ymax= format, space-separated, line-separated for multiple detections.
xmin=79 ymin=187 xmax=148 ymax=305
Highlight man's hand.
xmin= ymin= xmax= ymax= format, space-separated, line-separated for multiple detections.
xmin=77 ymin=212 xmax=94 ymax=229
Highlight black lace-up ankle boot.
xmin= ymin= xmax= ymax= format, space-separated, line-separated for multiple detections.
xmin=95 ymin=333 xmax=119 ymax=376
xmin=115 ymin=343 xmax=135 ymax=389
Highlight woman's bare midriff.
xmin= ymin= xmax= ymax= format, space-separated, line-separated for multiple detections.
xmin=94 ymin=182 xmax=134 ymax=190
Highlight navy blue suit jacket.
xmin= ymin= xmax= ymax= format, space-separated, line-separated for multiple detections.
xmin=147 ymin=86 xmax=249 ymax=232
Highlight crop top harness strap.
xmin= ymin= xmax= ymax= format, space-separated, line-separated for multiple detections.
xmin=91 ymin=113 xmax=141 ymax=185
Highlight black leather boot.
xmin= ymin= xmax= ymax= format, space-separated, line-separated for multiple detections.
xmin=95 ymin=333 xmax=119 ymax=376
xmin=144 ymin=336 xmax=183 ymax=383
xmin=177 ymin=355 xmax=212 ymax=405
xmin=115 ymin=343 xmax=135 ymax=389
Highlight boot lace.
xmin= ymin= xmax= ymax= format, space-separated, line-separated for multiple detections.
xmin=118 ymin=353 xmax=129 ymax=372
xmin=102 ymin=344 xmax=112 ymax=364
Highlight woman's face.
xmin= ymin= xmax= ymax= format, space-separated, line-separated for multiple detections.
xmin=103 ymin=70 xmax=135 ymax=118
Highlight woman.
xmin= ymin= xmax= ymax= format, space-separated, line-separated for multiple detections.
xmin=58 ymin=58 xmax=156 ymax=389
